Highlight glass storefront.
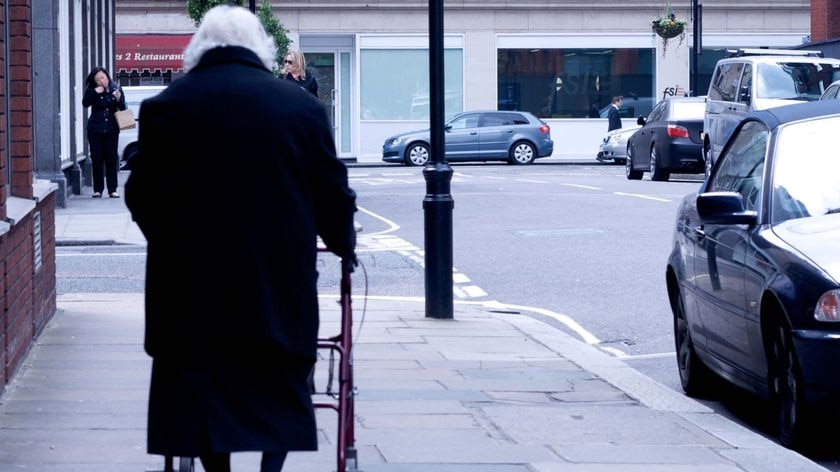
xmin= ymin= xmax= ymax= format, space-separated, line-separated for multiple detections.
xmin=497 ymin=48 xmax=655 ymax=119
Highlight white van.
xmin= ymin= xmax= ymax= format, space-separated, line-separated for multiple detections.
xmin=703 ymin=49 xmax=840 ymax=174
xmin=117 ymin=85 xmax=166 ymax=162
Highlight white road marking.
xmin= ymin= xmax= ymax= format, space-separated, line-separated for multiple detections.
xmin=560 ymin=183 xmax=601 ymax=190
xmin=614 ymin=351 xmax=676 ymax=360
xmin=56 ymin=252 xmax=146 ymax=257
xmin=613 ymin=192 xmax=671 ymax=202
xmin=515 ymin=179 xmax=549 ymax=184
xmin=462 ymin=285 xmax=488 ymax=297
xmin=453 ymin=273 xmax=470 ymax=283
xmin=483 ymin=300 xmax=602 ymax=346
xmin=357 ymin=205 xmax=400 ymax=236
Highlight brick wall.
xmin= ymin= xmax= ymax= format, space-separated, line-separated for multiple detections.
xmin=811 ymin=0 xmax=840 ymax=43
xmin=0 ymin=0 xmax=57 ymax=388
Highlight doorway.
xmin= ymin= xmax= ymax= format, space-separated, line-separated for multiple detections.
xmin=303 ymin=49 xmax=354 ymax=159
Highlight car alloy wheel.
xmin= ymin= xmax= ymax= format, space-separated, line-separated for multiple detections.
xmin=625 ymin=144 xmax=643 ymax=180
xmin=673 ymin=290 xmax=713 ymax=396
xmin=510 ymin=141 xmax=535 ymax=165
xmin=649 ymin=146 xmax=670 ymax=181
xmin=405 ymin=143 xmax=430 ymax=166
xmin=768 ymin=314 xmax=807 ymax=448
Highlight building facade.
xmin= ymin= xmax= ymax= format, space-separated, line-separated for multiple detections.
xmin=117 ymin=1 xmax=812 ymax=161
xmin=1 ymin=0 xmax=115 ymax=392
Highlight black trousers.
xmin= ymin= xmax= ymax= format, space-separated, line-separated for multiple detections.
xmin=87 ymin=129 xmax=120 ymax=194
xmin=200 ymin=451 xmax=288 ymax=472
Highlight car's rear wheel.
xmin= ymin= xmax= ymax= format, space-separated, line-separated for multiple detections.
xmin=509 ymin=141 xmax=536 ymax=165
xmin=704 ymin=144 xmax=713 ymax=180
xmin=650 ymin=145 xmax=670 ymax=181
xmin=673 ymin=290 xmax=714 ymax=396
xmin=405 ymin=143 xmax=430 ymax=166
xmin=625 ymin=144 xmax=643 ymax=180
xmin=767 ymin=312 xmax=808 ymax=449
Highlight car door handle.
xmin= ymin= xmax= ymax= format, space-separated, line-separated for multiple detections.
xmin=693 ymin=225 xmax=706 ymax=239
xmin=506 ymin=129 xmax=513 ymax=133
xmin=470 ymin=132 xmax=478 ymax=135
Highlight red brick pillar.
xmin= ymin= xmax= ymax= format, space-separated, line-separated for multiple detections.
xmin=811 ymin=0 xmax=840 ymax=43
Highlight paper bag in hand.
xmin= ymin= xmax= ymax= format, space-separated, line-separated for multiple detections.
xmin=115 ymin=109 xmax=136 ymax=130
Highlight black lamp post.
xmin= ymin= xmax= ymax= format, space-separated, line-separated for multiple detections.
xmin=691 ymin=0 xmax=702 ymax=94
xmin=249 ymin=0 xmax=256 ymax=13
xmin=423 ymin=0 xmax=454 ymax=319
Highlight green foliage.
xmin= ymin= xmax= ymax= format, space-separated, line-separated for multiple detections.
xmin=186 ymin=0 xmax=292 ymax=73
xmin=257 ymin=1 xmax=291 ymax=74
xmin=186 ymin=0 xmax=233 ymax=26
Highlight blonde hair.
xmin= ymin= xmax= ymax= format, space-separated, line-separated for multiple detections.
xmin=284 ymin=49 xmax=308 ymax=80
xmin=183 ymin=5 xmax=277 ymax=72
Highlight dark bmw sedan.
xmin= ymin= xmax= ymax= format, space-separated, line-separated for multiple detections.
xmin=666 ymin=99 xmax=840 ymax=449
xmin=382 ymin=110 xmax=553 ymax=166
xmin=626 ymin=96 xmax=705 ymax=181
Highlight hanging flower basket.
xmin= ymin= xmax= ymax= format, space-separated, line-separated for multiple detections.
xmin=651 ymin=8 xmax=687 ymax=55
xmin=652 ymin=15 xmax=686 ymax=39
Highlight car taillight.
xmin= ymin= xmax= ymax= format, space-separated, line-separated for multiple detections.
xmin=539 ymin=124 xmax=550 ymax=134
xmin=667 ymin=124 xmax=689 ymax=138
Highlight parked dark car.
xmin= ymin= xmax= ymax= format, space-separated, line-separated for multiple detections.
xmin=666 ymin=99 xmax=840 ymax=449
xmin=382 ymin=110 xmax=553 ymax=166
xmin=626 ymin=96 xmax=705 ymax=181
xmin=820 ymin=79 xmax=840 ymax=100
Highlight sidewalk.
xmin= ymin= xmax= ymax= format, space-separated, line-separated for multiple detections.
xmin=1 ymin=173 xmax=827 ymax=471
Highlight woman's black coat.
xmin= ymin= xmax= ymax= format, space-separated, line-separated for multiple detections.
xmin=284 ymin=70 xmax=319 ymax=97
xmin=125 ymin=46 xmax=356 ymax=456
xmin=83 ymin=84 xmax=126 ymax=134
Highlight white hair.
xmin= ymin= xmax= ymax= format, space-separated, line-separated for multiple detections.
xmin=183 ymin=5 xmax=277 ymax=72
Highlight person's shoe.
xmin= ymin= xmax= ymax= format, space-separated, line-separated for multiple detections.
xmin=109 ymin=192 xmax=120 ymax=198
xmin=92 ymin=192 xmax=102 ymax=198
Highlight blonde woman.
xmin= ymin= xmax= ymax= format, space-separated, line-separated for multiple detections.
xmin=282 ymin=49 xmax=318 ymax=97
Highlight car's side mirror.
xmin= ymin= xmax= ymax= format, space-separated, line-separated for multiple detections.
xmin=444 ymin=124 xmax=452 ymax=131
xmin=636 ymin=116 xmax=646 ymax=126
xmin=697 ymin=192 xmax=757 ymax=225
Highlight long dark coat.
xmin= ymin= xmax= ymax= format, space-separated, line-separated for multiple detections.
xmin=607 ymin=104 xmax=622 ymax=131
xmin=124 ymin=46 xmax=356 ymax=457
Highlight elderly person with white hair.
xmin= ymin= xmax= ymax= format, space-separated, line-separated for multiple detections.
xmin=125 ymin=5 xmax=357 ymax=472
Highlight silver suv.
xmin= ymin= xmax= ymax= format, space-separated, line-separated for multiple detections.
xmin=703 ymin=49 xmax=840 ymax=174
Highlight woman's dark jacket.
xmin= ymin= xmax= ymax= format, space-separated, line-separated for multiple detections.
xmin=284 ymin=70 xmax=319 ymax=97
xmin=82 ymin=85 xmax=126 ymax=134
xmin=124 ymin=46 xmax=356 ymax=456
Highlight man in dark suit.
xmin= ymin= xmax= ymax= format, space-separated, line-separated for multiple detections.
xmin=608 ymin=95 xmax=623 ymax=131
xmin=125 ymin=5 xmax=356 ymax=471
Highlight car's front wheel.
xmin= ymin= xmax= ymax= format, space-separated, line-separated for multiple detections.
xmin=625 ymin=144 xmax=643 ymax=180
xmin=509 ymin=141 xmax=536 ymax=165
xmin=767 ymin=312 xmax=809 ymax=449
xmin=405 ymin=143 xmax=430 ymax=166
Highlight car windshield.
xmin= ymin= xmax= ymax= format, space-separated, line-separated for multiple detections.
xmin=670 ymin=101 xmax=705 ymax=120
xmin=771 ymin=115 xmax=840 ymax=224
xmin=757 ymin=62 xmax=840 ymax=101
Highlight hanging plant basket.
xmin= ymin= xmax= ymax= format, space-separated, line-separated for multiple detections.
xmin=652 ymin=15 xmax=686 ymax=39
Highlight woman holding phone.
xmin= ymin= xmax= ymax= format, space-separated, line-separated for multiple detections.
xmin=82 ymin=67 xmax=126 ymax=198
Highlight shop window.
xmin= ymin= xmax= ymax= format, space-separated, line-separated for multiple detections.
xmin=497 ymin=48 xmax=655 ymax=119
xmin=360 ymin=48 xmax=463 ymax=120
